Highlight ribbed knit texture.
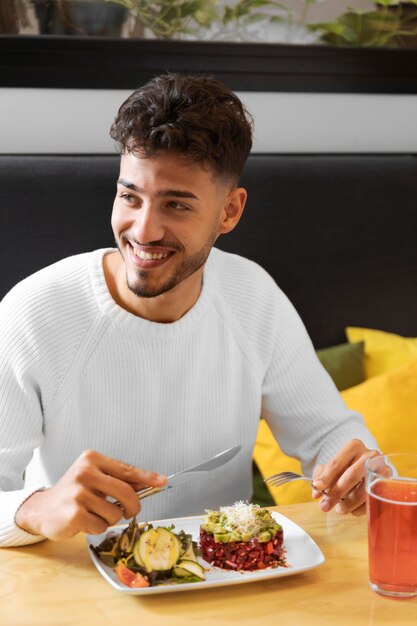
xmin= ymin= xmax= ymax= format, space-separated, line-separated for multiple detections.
xmin=0 ymin=248 xmax=378 ymax=547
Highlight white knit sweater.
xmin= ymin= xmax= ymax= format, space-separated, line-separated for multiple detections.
xmin=0 ymin=248 xmax=377 ymax=547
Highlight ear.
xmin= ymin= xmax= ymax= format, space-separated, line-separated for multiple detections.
xmin=217 ymin=187 xmax=247 ymax=236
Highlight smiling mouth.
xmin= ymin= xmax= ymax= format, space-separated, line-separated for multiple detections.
xmin=132 ymin=248 xmax=170 ymax=261
xmin=126 ymin=242 xmax=175 ymax=267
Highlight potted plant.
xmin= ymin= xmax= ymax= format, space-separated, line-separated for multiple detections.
xmin=102 ymin=0 xmax=288 ymax=40
xmin=307 ymin=0 xmax=417 ymax=47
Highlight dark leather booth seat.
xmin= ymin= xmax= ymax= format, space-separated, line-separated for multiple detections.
xmin=1 ymin=153 xmax=416 ymax=348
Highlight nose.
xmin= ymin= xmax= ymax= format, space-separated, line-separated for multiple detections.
xmin=131 ymin=204 xmax=165 ymax=245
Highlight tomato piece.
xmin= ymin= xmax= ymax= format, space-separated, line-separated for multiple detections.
xmin=265 ymin=541 xmax=274 ymax=555
xmin=116 ymin=561 xmax=150 ymax=588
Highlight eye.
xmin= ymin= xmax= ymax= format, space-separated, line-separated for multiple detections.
xmin=119 ymin=192 xmax=140 ymax=206
xmin=168 ymin=201 xmax=189 ymax=211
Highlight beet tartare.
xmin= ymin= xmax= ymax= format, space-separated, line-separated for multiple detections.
xmin=199 ymin=502 xmax=286 ymax=571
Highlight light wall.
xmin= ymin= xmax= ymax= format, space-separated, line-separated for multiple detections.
xmin=290 ymin=0 xmax=374 ymax=20
xmin=1 ymin=88 xmax=416 ymax=154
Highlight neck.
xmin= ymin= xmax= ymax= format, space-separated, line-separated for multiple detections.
xmin=103 ymin=251 xmax=203 ymax=323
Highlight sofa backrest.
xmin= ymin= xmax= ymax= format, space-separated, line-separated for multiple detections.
xmin=1 ymin=153 xmax=416 ymax=348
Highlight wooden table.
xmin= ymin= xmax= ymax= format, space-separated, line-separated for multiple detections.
xmin=0 ymin=502 xmax=415 ymax=626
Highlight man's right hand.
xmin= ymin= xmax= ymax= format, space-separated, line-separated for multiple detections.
xmin=14 ymin=450 xmax=167 ymax=541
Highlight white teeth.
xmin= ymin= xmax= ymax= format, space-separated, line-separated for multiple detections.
xmin=134 ymin=248 xmax=168 ymax=261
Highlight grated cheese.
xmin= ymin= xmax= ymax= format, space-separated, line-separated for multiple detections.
xmin=218 ymin=501 xmax=265 ymax=535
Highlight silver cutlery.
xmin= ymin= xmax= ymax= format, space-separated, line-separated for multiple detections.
xmin=264 ymin=471 xmax=328 ymax=496
xmin=264 ymin=470 xmax=363 ymax=501
xmin=114 ymin=445 xmax=242 ymax=506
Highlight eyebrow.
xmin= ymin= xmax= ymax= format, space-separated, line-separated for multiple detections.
xmin=117 ymin=178 xmax=199 ymax=200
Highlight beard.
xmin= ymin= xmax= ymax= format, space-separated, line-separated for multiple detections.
xmin=119 ymin=226 xmax=218 ymax=299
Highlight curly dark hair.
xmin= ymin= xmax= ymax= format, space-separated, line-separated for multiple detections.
xmin=110 ymin=73 xmax=253 ymax=184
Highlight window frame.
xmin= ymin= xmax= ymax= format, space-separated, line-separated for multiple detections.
xmin=1 ymin=35 xmax=416 ymax=93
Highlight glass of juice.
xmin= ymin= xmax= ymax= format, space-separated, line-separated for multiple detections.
xmin=365 ymin=453 xmax=417 ymax=599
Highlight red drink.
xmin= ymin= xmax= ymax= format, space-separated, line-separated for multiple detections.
xmin=367 ymin=478 xmax=417 ymax=597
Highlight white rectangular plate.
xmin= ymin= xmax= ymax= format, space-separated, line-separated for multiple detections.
xmin=87 ymin=511 xmax=324 ymax=595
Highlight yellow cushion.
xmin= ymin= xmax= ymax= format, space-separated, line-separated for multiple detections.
xmin=253 ymin=419 xmax=315 ymax=505
xmin=340 ymin=358 xmax=417 ymax=455
xmin=253 ymin=358 xmax=417 ymax=504
xmin=346 ymin=326 xmax=417 ymax=379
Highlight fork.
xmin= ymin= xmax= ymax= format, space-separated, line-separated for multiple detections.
xmin=264 ymin=471 xmax=328 ymax=496
xmin=264 ymin=471 xmax=357 ymax=501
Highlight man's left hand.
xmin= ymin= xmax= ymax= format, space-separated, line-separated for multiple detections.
xmin=312 ymin=440 xmax=380 ymax=516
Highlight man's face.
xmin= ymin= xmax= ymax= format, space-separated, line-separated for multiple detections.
xmin=111 ymin=151 xmax=243 ymax=301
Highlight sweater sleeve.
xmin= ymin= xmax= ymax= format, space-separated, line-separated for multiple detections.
xmin=0 ymin=291 xmax=47 ymax=547
xmin=0 ymin=253 xmax=107 ymax=547
xmin=261 ymin=292 xmax=379 ymax=477
xmin=0 ymin=489 xmax=47 ymax=547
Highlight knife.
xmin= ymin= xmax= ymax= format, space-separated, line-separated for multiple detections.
xmin=115 ymin=445 xmax=241 ymax=505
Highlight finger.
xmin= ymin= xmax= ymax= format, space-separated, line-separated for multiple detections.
xmin=325 ymin=457 xmax=366 ymax=504
xmin=313 ymin=440 xmax=366 ymax=492
xmin=334 ymin=479 xmax=366 ymax=515
xmin=86 ymin=473 xmax=142 ymax=519
xmin=311 ymin=463 xmax=327 ymax=498
xmin=75 ymin=450 xmax=167 ymax=515
xmin=128 ymin=470 xmax=168 ymax=491
xmin=62 ymin=476 xmax=138 ymax=524
xmin=351 ymin=502 xmax=366 ymax=517
xmin=83 ymin=512 xmax=112 ymax=535
xmin=81 ymin=450 xmax=167 ymax=488
xmin=322 ymin=449 xmax=380 ymax=513
xmin=84 ymin=492 xmax=129 ymax=526
xmin=328 ymin=447 xmax=380 ymax=505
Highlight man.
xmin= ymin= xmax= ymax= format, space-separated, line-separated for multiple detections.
xmin=0 ymin=73 xmax=378 ymax=548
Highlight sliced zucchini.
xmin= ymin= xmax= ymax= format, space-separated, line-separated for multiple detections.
xmin=132 ymin=539 xmax=145 ymax=566
xmin=137 ymin=528 xmax=181 ymax=573
xmin=181 ymin=541 xmax=197 ymax=562
xmin=176 ymin=559 xmax=206 ymax=580
xmin=172 ymin=565 xmax=191 ymax=578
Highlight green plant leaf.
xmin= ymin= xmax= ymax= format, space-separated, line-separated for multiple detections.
xmin=244 ymin=11 xmax=273 ymax=23
xmin=269 ymin=15 xmax=286 ymax=24
xmin=308 ymin=21 xmax=345 ymax=36
xmin=194 ymin=5 xmax=219 ymax=26
xmin=375 ymin=0 xmax=401 ymax=6
xmin=308 ymin=4 xmax=415 ymax=47
xmin=103 ymin=0 xmax=417 ymax=44
xmin=231 ymin=0 xmax=285 ymax=18
xmin=222 ymin=5 xmax=236 ymax=24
